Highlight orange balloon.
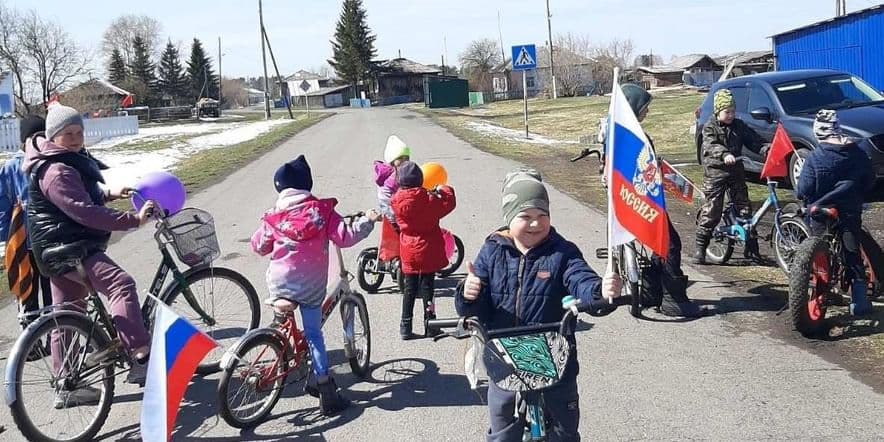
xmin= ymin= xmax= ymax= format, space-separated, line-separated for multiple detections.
xmin=420 ymin=162 xmax=448 ymax=190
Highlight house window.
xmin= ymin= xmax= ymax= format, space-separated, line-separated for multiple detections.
xmin=526 ymin=76 xmax=536 ymax=89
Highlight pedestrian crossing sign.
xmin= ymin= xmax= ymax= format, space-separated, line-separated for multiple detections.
xmin=511 ymin=44 xmax=537 ymax=71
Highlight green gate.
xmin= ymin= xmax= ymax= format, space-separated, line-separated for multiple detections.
xmin=425 ymin=78 xmax=469 ymax=108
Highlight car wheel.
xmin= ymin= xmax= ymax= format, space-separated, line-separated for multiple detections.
xmin=789 ymin=148 xmax=811 ymax=189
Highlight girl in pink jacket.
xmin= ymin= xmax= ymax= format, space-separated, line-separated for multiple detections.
xmin=251 ymin=155 xmax=380 ymax=416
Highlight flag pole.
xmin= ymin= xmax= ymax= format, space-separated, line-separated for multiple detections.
xmin=606 ymin=67 xmax=620 ymax=281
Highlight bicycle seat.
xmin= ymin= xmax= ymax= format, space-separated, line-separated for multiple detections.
xmin=809 ymin=205 xmax=839 ymax=221
xmin=266 ymin=298 xmax=299 ymax=312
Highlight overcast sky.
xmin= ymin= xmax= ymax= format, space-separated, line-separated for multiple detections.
xmin=6 ymin=0 xmax=881 ymax=78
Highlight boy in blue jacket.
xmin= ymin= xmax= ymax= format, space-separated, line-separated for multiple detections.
xmin=455 ymin=169 xmax=621 ymax=441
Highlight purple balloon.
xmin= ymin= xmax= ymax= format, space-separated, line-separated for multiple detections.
xmin=132 ymin=171 xmax=186 ymax=215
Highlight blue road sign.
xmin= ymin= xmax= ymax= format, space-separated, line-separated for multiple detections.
xmin=511 ymin=44 xmax=537 ymax=71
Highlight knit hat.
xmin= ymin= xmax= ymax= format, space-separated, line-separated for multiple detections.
xmin=713 ymin=89 xmax=735 ymax=115
xmin=273 ymin=155 xmax=313 ymax=192
xmin=384 ymin=135 xmax=411 ymax=164
xmin=621 ymin=83 xmax=652 ymax=117
xmin=396 ymin=161 xmax=423 ymax=188
xmin=45 ymin=104 xmax=84 ymax=141
xmin=501 ymin=168 xmax=550 ymax=227
xmin=813 ymin=109 xmax=844 ymax=141
xmin=19 ymin=115 xmax=46 ymax=144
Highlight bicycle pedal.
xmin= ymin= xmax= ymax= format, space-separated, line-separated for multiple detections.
xmin=595 ymin=248 xmax=608 ymax=259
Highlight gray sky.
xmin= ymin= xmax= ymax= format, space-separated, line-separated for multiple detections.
xmin=6 ymin=0 xmax=881 ymax=78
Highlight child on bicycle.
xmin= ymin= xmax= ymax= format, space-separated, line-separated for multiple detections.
xmin=22 ymin=104 xmax=156 ymax=405
xmin=620 ymin=83 xmax=703 ymax=318
xmin=251 ymin=154 xmax=381 ymax=416
xmin=390 ymin=161 xmax=456 ymax=340
xmin=455 ymin=168 xmax=621 ymax=441
xmin=795 ymin=109 xmax=875 ymax=316
xmin=694 ymin=88 xmax=767 ymax=265
xmin=372 ymin=135 xmax=411 ymax=267
xmin=1 ymin=115 xmax=53 ymax=337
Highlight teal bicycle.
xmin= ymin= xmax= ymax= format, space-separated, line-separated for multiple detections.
xmin=4 ymin=205 xmax=260 ymax=442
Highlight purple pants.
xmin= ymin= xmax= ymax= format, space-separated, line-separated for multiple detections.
xmin=50 ymin=252 xmax=150 ymax=371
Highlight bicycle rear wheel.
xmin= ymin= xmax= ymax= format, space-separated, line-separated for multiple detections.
xmin=341 ymin=292 xmax=372 ymax=377
xmin=217 ymin=333 xmax=287 ymax=429
xmin=165 ymin=267 xmax=260 ymax=375
xmin=9 ymin=315 xmax=115 ymax=442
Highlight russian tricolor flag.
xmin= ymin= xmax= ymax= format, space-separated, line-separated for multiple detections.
xmin=141 ymin=303 xmax=218 ymax=442
xmin=604 ymin=74 xmax=670 ymax=258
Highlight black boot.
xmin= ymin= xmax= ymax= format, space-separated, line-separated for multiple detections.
xmin=423 ymin=297 xmax=442 ymax=338
xmin=660 ymin=296 xmax=704 ymax=318
xmin=692 ymin=235 xmax=709 ymax=265
xmin=400 ymin=317 xmax=415 ymax=340
xmin=318 ymin=377 xmax=351 ymax=416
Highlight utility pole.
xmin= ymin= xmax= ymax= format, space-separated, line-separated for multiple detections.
xmin=545 ymin=0 xmax=558 ymax=99
xmin=218 ymin=36 xmax=222 ymax=114
xmin=259 ymin=0 xmax=271 ymax=119
xmin=498 ymin=11 xmax=508 ymax=92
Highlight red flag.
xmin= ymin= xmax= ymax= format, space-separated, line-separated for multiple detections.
xmin=760 ymin=123 xmax=794 ymax=179
xmin=121 ymin=94 xmax=134 ymax=108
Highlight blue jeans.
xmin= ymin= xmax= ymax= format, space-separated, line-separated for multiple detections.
xmin=300 ymin=306 xmax=329 ymax=377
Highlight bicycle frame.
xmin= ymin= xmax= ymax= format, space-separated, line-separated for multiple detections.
xmin=717 ymin=180 xmax=784 ymax=243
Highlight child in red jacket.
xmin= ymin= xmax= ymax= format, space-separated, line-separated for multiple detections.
xmin=391 ymin=161 xmax=456 ymax=340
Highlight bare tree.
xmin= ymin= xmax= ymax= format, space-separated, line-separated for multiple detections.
xmin=101 ymin=14 xmax=162 ymax=64
xmin=0 ymin=3 xmax=90 ymax=115
xmin=18 ymin=11 xmax=91 ymax=107
xmin=551 ymin=33 xmax=593 ymax=97
xmin=220 ymin=78 xmax=248 ymax=109
xmin=459 ymin=38 xmax=502 ymax=92
xmin=590 ymin=38 xmax=634 ymax=95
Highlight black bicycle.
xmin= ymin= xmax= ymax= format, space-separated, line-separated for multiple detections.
xmin=4 ymin=206 xmax=260 ymax=442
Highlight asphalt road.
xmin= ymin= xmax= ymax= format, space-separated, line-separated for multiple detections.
xmin=1 ymin=108 xmax=882 ymax=441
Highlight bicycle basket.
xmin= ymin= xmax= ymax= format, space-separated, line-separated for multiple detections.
xmin=482 ymin=331 xmax=571 ymax=392
xmin=160 ymin=208 xmax=221 ymax=267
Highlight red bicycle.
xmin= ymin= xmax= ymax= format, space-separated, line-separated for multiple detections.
xmin=216 ymin=214 xmax=372 ymax=428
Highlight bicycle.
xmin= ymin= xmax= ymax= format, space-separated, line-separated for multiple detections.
xmin=429 ymin=296 xmax=622 ymax=441
xmin=356 ymin=222 xmax=465 ymax=293
xmin=788 ymin=206 xmax=882 ymax=336
xmin=4 ymin=205 xmax=260 ymax=442
xmin=699 ymin=165 xmax=811 ymax=273
xmin=217 ymin=213 xmax=372 ymax=429
xmin=571 ymin=147 xmax=643 ymax=317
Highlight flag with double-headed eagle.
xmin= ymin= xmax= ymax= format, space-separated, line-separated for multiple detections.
xmin=604 ymin=78 xmax=670 ymax=258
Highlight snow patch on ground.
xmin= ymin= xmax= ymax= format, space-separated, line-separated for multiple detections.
xmin=463 ymin=121 xmax=572 ymax=145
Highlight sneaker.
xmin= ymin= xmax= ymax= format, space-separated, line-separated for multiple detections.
xmin=318 ymin=377 xmax=351 ymax=416
xmin=125 ymin=361 xmax=148 ymax=386
xmin=54 ymin=386 xmax=102 ymax=409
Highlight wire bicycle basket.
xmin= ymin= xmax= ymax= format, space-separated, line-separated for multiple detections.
xmin=158 ymin=208 xmax=221 ymax=267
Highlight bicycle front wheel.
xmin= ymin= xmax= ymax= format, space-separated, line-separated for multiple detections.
xmin=341 ymin=292 xmax=372 ymax=377
xmin=165 ymin=267 xmax=260 ymax=375
xmin=9 ymin=315 xmax=115 ymax=442
xmin=775 ymin=216 xmax=810 ymax=274
xmin=217 ymin=333 xmax=287 ymax=429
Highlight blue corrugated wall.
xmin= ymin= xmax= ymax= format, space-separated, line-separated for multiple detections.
xmin=774 ymin=8 xmax=884 ymax=90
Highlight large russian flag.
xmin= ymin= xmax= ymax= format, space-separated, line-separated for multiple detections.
xmin=604 ymin=78 xmax=670 ymax=258
xmin=141 ymin=303 xmax=218 ymax=442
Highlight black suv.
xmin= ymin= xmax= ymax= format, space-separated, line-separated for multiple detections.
xmin=695 ymin=69 xmax=884 ymax=200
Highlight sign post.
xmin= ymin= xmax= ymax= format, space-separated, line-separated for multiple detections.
xmin=299 ymin=80 xmax=311 ymax=117
xmin=511 ymin=44 xmax=537 ymax=139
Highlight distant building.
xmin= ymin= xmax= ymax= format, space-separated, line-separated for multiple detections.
xmin=371 ymin=58 xmax=442 ymax=105
xmin=0 ymin=72 xmax=13 ymax=116
xmin=635 ymin=54 xmax=722 ymax=88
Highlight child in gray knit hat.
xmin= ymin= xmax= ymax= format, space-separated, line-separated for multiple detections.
xmin=455 ymin=168 xmax=621 ymax=441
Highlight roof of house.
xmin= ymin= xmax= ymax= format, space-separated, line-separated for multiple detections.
xmin=285 ymin=70 xmax=324 ymax=81
xmin=66 ymin=78 xmax=133 ymax=96
xmin=714 ymin=50 xmax=774 ymax=66
xmin=668 ymin=54 xmax=722 ymax=70
xmin=305 ymin=84 xmax=352 ymax=97
xmin=635 ymin=65 xmax=685 ymax=74
xmin=772 ymin=4 xmax=883 ymax=38
xmin=375 ymin=58 xmax=441 ymax=75
xmin=491 ymin=46 xmax=593 ymax=73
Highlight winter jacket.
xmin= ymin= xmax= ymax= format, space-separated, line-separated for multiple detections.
xmin=373 ymin=161 xmax=398 ymax=222
xmin=795 ymin=141 xmax=874 ymax=218
xmin=251 ymin=189 xmax=374 ymax=307
xmin=23 ymin=139 xmax=138 ymax=277
xmin=391 ymin=185 xmax=456 ymax=274
xmin=454 ymin=228 xmax=612 ymax=331
xmin=0 ymin=153 xmax=30 ymax=242
xmin=701 ymin=117 xmax=764 ymax=175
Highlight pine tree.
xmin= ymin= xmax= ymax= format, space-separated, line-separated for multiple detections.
xmin=186 ymin=38 xmax=218 ymax=101
xmin=328 ymin=0 xmax=376 ymax=89
xmin=128 ymin=35 xmax=157 ymax=105
xmin=157 ymin=41 xmax=186 ymax=105
xmin=108 ymin=48 xmax=128 ymax=86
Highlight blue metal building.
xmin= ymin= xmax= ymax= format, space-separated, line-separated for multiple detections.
xmin=772 ymin=4 xmax=884 ymax=90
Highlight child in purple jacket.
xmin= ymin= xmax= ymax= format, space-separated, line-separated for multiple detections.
xmin=251 ymin=154 xmax=380 ymax=416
